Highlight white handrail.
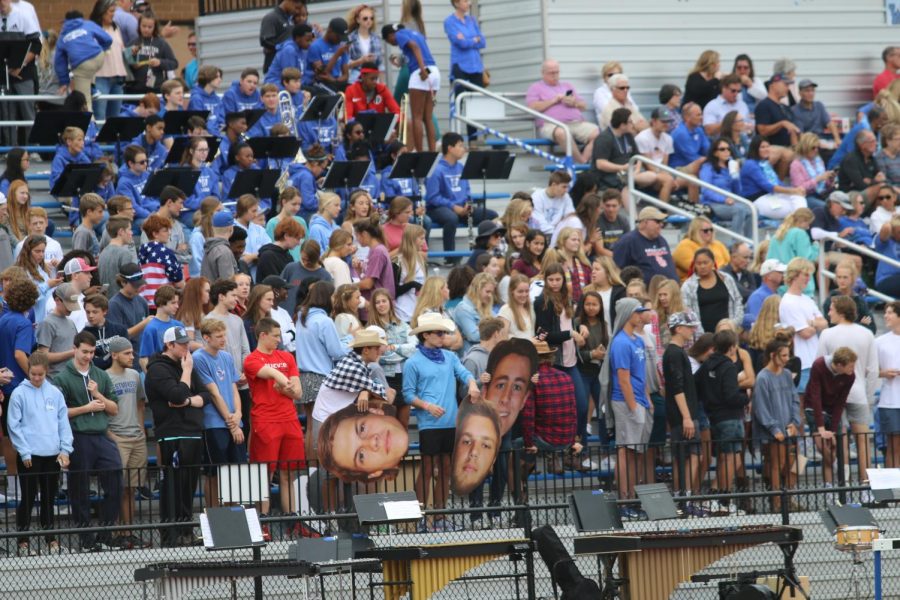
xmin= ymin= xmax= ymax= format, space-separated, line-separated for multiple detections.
xmin=451 ymin=79 xmax=574 ymax=160
xmin=626 ymin=155 xmax=759 ymax=248
xmin=816 ymin=232 xmax=899 ymax=305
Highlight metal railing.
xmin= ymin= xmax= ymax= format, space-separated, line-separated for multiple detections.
xmin=817 ymin=232 xmax=899 ymax=305
xmin=451 ymin=79 xmax=574 ymax=172
xmin=626 ymin=154 xmax=760 ymax=247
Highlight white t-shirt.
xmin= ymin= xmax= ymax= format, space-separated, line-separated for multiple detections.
xmin=869 ymin=206 xmax=900 ymax=234
xmin=635 ymin=128 xmax=674 ymax=164
xmin=778 ymin=292 xmax=821 ymax=369
xmin=323 ymin=255 xmax=352 ymax=288
xmin=877 ymin=331 xmax=900 ymax=409
xmin=531 ymin=188 xmax=575 ymax=236
xmin=312 ymin=384 xmax=356 ymax=423
xmin=395 ymin=260 xmax=424 ymax=322
xmin=271 ymin=305 xmax=296 ymax=353
xmin=817 ymin=323 xmax=878 ymax=406
xmin=15 ymin=236 xmax=64 ymax=272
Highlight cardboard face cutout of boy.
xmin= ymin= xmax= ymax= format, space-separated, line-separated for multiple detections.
xmin=316 ymin=400 xmax=409 ymax=483
xmin=450 ymin=339 xmax=539 ymax=496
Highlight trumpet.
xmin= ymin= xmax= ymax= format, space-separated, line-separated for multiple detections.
xmin=399 ymin=93 xmax=409 ymax=146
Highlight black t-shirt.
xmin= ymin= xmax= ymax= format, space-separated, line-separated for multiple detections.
xmin=697 ymin=275 xmax=729 ymax=333
xmin=591 ymin=128 xmax=637 ymax=190
xmin=662 ymin=343 xmax=699 ymax=427
xmin=754 ymin=98 xmax=795 ymax=146
xmin=597 ymin=213 xmax=631 ymax=250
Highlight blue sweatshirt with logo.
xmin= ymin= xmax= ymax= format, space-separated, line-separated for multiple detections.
xmin=54 ymin=18 xmax=112 ymax=85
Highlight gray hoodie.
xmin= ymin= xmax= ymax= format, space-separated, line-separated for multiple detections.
xmin=598 ymin=297 xmax=643 ymax=432
xmin=201 ymin=237 xmax=238 ymax=282
xmin=459 ymin=344 xmax=490 ymax=401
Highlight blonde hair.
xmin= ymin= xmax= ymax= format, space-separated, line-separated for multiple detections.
xmin=877 ymin=84 xmax=900 ymax=124
xmin=834 ymin=257 xmax=859 ymax=281
xmin=465 ymin=272 xmax=497 ymax=320
xmin=318 ymin=192 xmax=340 ymax=214
xmin=685 ymin=216 xmax=714 ymax=245
xmin=652 ymin=279 xmax=684 ymax=325
xmin=346 ymin=4 xmax=377 ymax=32
xmin=324 ymin=228 xmax=353 ymax=259
xmin=794 ymin=132 xmax=820 ymax=156
xmin=398 ymin=224 xmax=425 ymax=284
xmin=601 ymin=61 xmax=623 ymax=80
xmin=331 ymin=283 xmax=361 ymax=318
xmin=410 ymin=276 xmax=446 ymax=328
xmin=500 ymin=198 xmax=533 ymax=231
xmin=749 ymin=295 xmax=782 ymax=350
xmin=504 ymin=273 xmax=532 ymax=332
xmin=555 ymin=227 xmax=590 ymax=267
xmin=626 ymin=279 xmax=647 ymax=298
xmin=750 ymin=239 xmax=770 ymax=273
xmin=774 ymin=207 xmax=814 ymax=241
xmin=690 ymin=50 xmax=720 ymax=76
xmin=584 ymin=255 xmax=624 ymax=292
xmin=6 ymin=180 xmax=30 ymax=241
xmin=784 ymin=257 xmax=815 ymax=285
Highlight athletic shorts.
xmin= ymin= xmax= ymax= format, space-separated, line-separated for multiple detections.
xmin=250 ymin=419 xmax=305 ymax=474
xmin=409 ymin=66 xmax=441 ymax=92
xmin=204 ymin=428 xmax=249 ymax=474
xmin=844 ymin=402 xmax=872 ymax=428
xmin=611 ymin=401 xmax=652 ymax=448
xmin=418 ymin=427 xmax=455 ymax=456
xmin=879 ymin=407 xmax=900 ymax=434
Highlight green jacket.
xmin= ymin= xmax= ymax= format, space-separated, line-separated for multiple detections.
xmin=52 ymin=360 xmax=118 ymax=434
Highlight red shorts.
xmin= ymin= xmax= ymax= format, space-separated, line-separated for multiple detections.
xmin=250 ymin=419 xmax=305 ymax=474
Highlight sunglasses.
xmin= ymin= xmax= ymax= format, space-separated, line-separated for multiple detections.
xmin=429 ymin=331 xmax=447 ymax=337
xmin=700 ymin=227 xmax=714 ymax=233
xmin=133 ymin=159 xmax=148 ymax=165
xmin=360 ymin=16 xmax=373 ymax=21
xmin=716 ymin=147 xmax=730 ymax=152
xmin=878 ymin=195 xmax=894 ymax=200
xmin=727 ymin=87 xmax=742 ymax=93
xmin=616 ymin=86 xmax=630 ymax=90
xmin=187 ymin=42 xmax=197 ymax=47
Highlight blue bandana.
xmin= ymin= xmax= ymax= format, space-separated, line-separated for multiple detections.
xmin=417 ymin=344 xmax=445 ymax=364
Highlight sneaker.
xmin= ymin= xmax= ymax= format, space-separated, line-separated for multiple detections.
xmin=416 ymin=518 xmax=428 ymax=534
xmin=135 ymin=486 xmax=152 ymax=501
xmin=581 ymin=457 xmax=599 ymax=471
xmin=619 ymin=507 xmax=641 ymax=520
xmin=489 ymin=515 xmax=503 ymax=529
xmin=684 ymin=503 xmax=709 ymax=517
xmin=430 ymin=518 xmax=460 ymax=532
xmin=471 ymin=515 xmax=485 ymax=530
xmin=586 ymin=423 xmax=593 ymax=436
xmin=80 ymin=542 xmax=103 ymax=553
xmin=858 ymin=488 xmax=874 ymax=504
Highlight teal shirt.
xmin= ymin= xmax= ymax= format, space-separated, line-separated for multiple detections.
xmin=265 ymin=215 xmax=308 ymax=262
xmin=767 ymin=228 xmax=819 ymax=296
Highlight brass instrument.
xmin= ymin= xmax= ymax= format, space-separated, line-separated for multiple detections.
xmin=399 ymin=93 xmax=409 ymax=146
xmin=276 ymin=90 xmax=306 ymax=193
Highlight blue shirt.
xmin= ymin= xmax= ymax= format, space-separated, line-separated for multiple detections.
xmin=670 ymin=123 xmax=710 ymax=168
xmin=609 ymin=329 xmax=648 ymax=408
xmin=444 ymin=13 xmax=485 ymax=75
xmin=402 ymin=349 xmax=473 ymax=430
xmin=186 ymin=165 xmax=220 ymax=213
xmin=828 ymin=121 xmax=871 ymax=170
xmin=266 ymin=39 xmax=308 ymax=85
xmin=743 ymin=284 xmax=776 ymax=331
xmin=307 ymin=37 xmax=348 ymax=79
xmin=0 ymin=311 xmax=34 ymax=398
xmin=193 ymin=348 xmax=241 ymax=430
xmin=247 ymin=110 xmax=282 ymax=138
xmin=188 ymin=86 xmax=223 ymax=133
xmin=380 ymin=164 xmax=417 ymax=199
xmin=139 ymin=317 xmax=185 ymax=358
xmin=425 ymin=157 xmax=469 ymax=209
xmin=288 ymin=163 xmax=320 ymax=212
xmin=395 ymin=28 xmax=436 ymax=70
xmin=298 ymin=117 xmax=338 ymax=153
xmin=126 ymin=132 xmax=168 ymax=173
xmin=294 ymin=307 xmax=348 ymax=375
xmin=115 ymin=168 xmax=154 ymax=219
xmin=740 ymin=159 xmax=777 ymax=199
xmin=875 ymin=234 xmax=900 ymax=285
xmin=699 ymin=162 xmax=742 ymax=204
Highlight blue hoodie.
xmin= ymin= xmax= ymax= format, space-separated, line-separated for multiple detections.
xmin=50 ymin=146 xmax=91 ymax=191
xmin=54 ymin=18 xmax=112 ymax=85
xmin=7 ymin=379 xmax=74 ymax=461
xmin=216 ymin=81 xmax=262 ymax=126
xmin=247 ymin=110 xmax=282 ymax=138
xmin=425 ymin=157 xmax=469 ymax=209
xmin=185 ymin=165 xmax=220 ymax=214
xmin=222 ymin=163 xmax=261 ymax=204
xmin=288 ymin=163 xmax=320 ymax=213
xmin=308 ymin=213 xmax=339 ymax=254
xmin=306 ymin=37 xmax=348 ymax=82
xmin=380 ymin=164 xmax=417 ymax=200
xmin=298 ymin=117 xmax=338 ymax=153
xmin=115 ymin=168 xmax=154 ymax=218
xmin=188 ymin=86 xmax=223 ymax=132
xmin=265 ymin=39 xmax=307 ymax=85
xmin=294 ymin=307 xmax=349 ymax=376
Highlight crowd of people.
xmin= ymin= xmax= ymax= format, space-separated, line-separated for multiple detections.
xmin=0 ymin=0 xmax=900 ymax=551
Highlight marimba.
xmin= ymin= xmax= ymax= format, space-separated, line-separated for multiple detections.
xmin=356 ymin=538 xmax=536 ymax=600
xmin=573 ymin=525 xmax=804 ymax=600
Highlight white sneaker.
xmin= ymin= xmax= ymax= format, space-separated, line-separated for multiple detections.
xmin=586 ymin=423 xmax=593 ymax=436
xmin=858 ymin=488 xmax=873 ymax=504
xmin=582 ymin=458 xmax=599 ymax=471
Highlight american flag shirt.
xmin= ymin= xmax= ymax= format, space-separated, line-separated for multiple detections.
xmin=138 ymin=241 xmax=184 ymax=309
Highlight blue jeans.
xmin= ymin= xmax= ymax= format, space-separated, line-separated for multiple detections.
xmin=559 ymin=364 xmax=589 ymax=445
xmin=93 ymin=76 xmax=124 ymax=122
xmin=426 ymin=205 xmax=498 ymax=254
xmin=579 ymin=368 xmax=609 ymax=447
xmin=708 ymin=201 xmax=753 ymax=240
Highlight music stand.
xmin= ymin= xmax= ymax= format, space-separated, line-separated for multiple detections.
xmin=143 ymin=167 xmax=201 ymax=197
xmin=0 ymin=33 xmax=30 ymax=93
xmin=165 ymin=136 xmax=221 ymax=165
xmin=388 ymin=151 xmax=439 ymax=225
xmin=322 ymin=160 xmax=370 ymax=197
xmin=199 ymin=506 xmax=266 ymax=600
xmin=97 ymin=116 xmax=146 ymax=164
xmin=27 ymin=111 xmax=93 ymax=146
xmin=461 ymin=150 xmax=515 ymax=211
xmin=569 ymin=490 xmax=623 ymax=533
xmin=50 ymin=163 xmax=104 ymax=197
xmin=226 ymin=169 xmax=280 ymax=200
xmin=247 ymin=136 xmax=302 ymax=171
xmin=299 ymin=95 xmax=341 ymax=123
xmin=354 ymin=491 xmax=420 ymax=545
xmin=354 ymin=112 xmax=398 ymax=144
xmin=634 ymin=483 xmax=679 ymax=521
xmin=225 ymin=109 xmax=266 ymax=132
xmin=288 ymin=535 xmax=378 ymax=598
xmin=163 ymin=109 xmax=210 ymax=136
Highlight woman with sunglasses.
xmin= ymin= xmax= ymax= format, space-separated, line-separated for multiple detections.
xmin=346 ymin=4 xmax=383 ymax=83
xmin=698 ymin=136 xmax=753 ymax=240
xmin=680 ymin=247 xmax=744 ymax=334
xmin=672 ymin=216 xmax=731 ymax=282
xmin=742 ymin=135 xmax=808 ymax=219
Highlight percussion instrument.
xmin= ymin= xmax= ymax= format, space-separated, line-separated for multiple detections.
xmin=357 ymin=538 xmax=536 ymax=600
xmin=135 ymin=558 xmax=316 ymax=600
xmin=574 ymin=525 xmax=803 ymax=600
xmin=834 ymin=524 xmax=880 ymax=551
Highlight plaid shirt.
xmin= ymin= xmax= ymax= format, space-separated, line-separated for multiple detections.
xmin=522 ymin=363 xmax=577 ymax=448
xmin=323 ymin=351 xmax=386 ymax=397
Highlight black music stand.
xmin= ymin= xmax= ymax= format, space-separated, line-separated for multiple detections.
xmin=322 ymin=160 xmax=370 ymax=203
xmin=354 ymin=491 xmax=421 ymax=545
xmin=287 ymin=535 xmax=378 ymax=598
xmin=461 ymin=150 xmax=515 ymax=212
xmin=144 ymin=167 xmax=200 ymax=197
xmin=199 ymin=506 xmax=266 ymax=600
xmin=97 ymin=117 xmax=146 ymax=164
xmin=165 ymin=136 xmax=220 ymax=165
xmin=0 ymin=33 xmax=30 ymax=93
xmin=28 ymin=111 xmax=93 ymax=146
xmin=163 ymin=109 xmax=210 ymax=136
xmin=247 ymin=136 xmax=302 ymax=171
xmin=226 ymin=169 xmax=280 ymax=200
xmin=300 ymin=95 xmax=341 ymax=123
xmin=354 ymin=112 xmax=398 ymax=144
xmin=569 ymin=490 xmax=623 ymax=533
xmin=225 ymin=109 xmax=266 ymax=132
xmin=50 ymin=163 xmax=104 ymax=197
xmin=388 ymin=151 xmax=439 ymax=225
xmin=634 ymin=483 xmax=679 ymax=521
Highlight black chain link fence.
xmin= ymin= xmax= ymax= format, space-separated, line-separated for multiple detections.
xmin=1 ymin=431 xmax=897 ymax=598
